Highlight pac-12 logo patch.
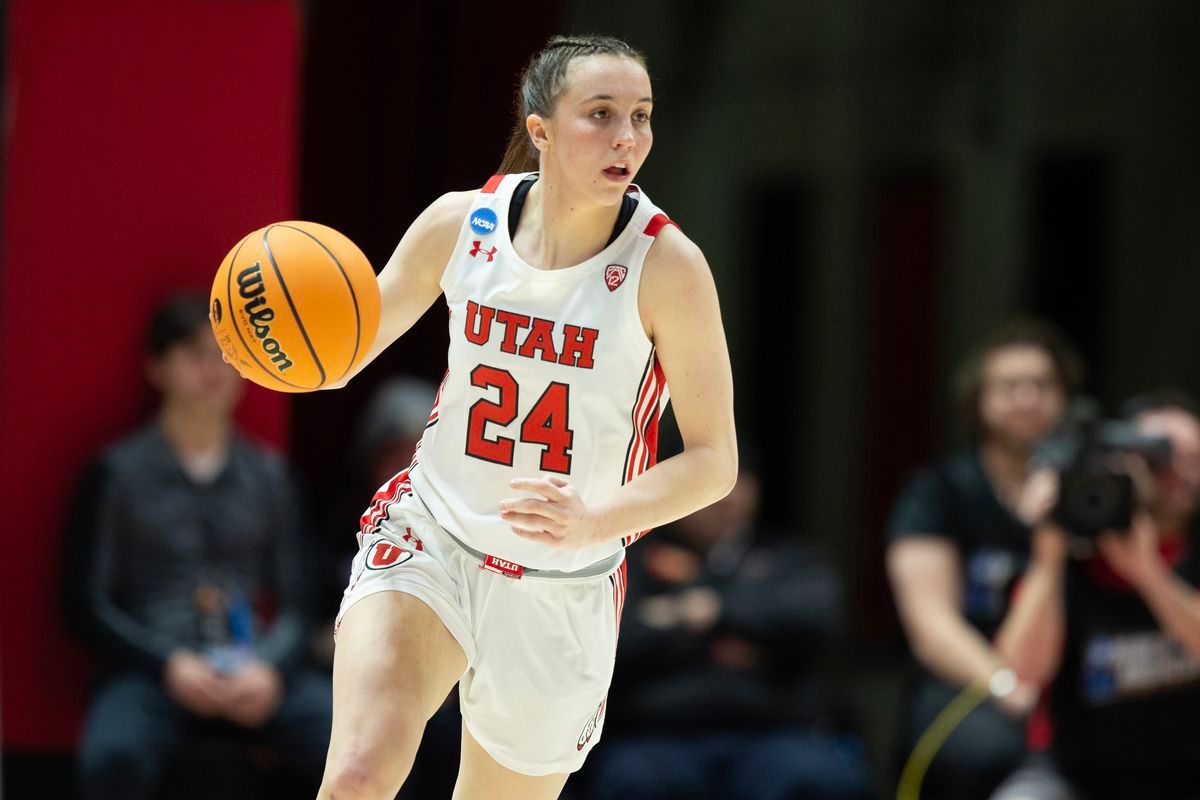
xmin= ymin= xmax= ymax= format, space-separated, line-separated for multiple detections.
xmin=604 ymin=264 xmax=628 ymax=292
xmin=469 ymin=207 xmax=498 ymax=235
xmin=366 ymin=541 xmax=414 ymax=570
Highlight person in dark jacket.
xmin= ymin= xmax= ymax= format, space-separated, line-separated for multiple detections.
xmin=62 ymin=294 xmax=331 ymax=800
xmin=588 ymin=452 xmax=874 ymax=800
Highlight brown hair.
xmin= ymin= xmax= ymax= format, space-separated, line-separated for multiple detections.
xmin=954 ymin=318 xmax=1086 ymax=441
xmin=497 ymin=34 xmax=647 ymax=175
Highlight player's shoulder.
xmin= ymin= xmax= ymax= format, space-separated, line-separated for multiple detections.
xmin=643 ymin=217 xmax=709 ymax=278
xmin=418 ymin=190 xmax=477 ymax=233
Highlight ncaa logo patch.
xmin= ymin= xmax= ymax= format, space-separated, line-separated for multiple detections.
xmin=366 ymin=541 xmax=414 ymax=570
xmin=604 ymin=264 xmax=628 ymax=292
xmin=469 ymin=207 xmax=498 ymax=236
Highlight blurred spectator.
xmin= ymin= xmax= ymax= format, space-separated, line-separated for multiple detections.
xmin=61 ymin=294 xmax=332 ymax=800
xmin=588 ymin=449 xmax=875 ymax=800
xmin=991 ymin=392 xmax=1200 ymax=800
xmin=886 ymin=319 xmax=1084 ymax=800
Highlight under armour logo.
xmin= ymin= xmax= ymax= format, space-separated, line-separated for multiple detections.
xmin=470 ymin=241 xmax=497 ymax=262
xmin=604 ymin=264 xmax=628 ymax=291
xmin=400 ymin=526 xmax=424 ymax=552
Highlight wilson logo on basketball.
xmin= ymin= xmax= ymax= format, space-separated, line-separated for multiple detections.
xmin=366 ymin=541 xmax=414 ymax=570
xmin=236 ymin=262 xmax=293 ymax=372
xmin=469 ymin=241 xmax=498 ymax=262
xmin=604 ymin=264 xmax=628 ymax=291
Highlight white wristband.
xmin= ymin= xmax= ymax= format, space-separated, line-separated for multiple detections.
xmin=989 ymin=667 xmax=1018 ymax=699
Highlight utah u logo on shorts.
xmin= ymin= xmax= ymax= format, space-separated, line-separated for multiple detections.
xmin=366 ymin=540 xmax=415 ymax=570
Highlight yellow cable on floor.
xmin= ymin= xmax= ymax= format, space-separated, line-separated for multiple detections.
xmin=895 ymin=672 xmax=1003 ymax=800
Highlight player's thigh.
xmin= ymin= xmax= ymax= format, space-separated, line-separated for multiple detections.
xmin=452 ymin=723 xmax=570 ymax=800
xmin=326 ymin=591 xmax=467 ymax=775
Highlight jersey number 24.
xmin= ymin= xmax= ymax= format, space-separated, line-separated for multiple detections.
xmin=465 ymin=364 xmax=573 ymax=474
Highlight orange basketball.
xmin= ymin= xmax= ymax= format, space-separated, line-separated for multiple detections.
xmin=209 ymin=221 xmax=380 ymax=392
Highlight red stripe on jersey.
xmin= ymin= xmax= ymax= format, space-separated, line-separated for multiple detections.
xmin=621 ymin=354 xmax=666 ymax=547
xmin=623 ymin=354 xmax=659 ymax=485
xmin=427 ymin=368 xmax=449 ymax=426
xmin=481 ymin=174 xmax=504 ymax=193
xmin=643 ymin=213 xmax=678 ymax=238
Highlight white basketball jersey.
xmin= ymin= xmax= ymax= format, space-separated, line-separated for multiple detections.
xmin=362 ymin=173 xmax=674 ymax=572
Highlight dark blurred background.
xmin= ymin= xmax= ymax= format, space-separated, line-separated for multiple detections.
xmin=2 ymin=0 xmax=1199 ymax=796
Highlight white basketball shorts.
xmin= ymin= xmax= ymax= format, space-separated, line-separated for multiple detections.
xmin=336 ymin=489 xmax=627 ymax=776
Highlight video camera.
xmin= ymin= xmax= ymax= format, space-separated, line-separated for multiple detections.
xmin=1034 ymin=399 xmax=1173 ymax=537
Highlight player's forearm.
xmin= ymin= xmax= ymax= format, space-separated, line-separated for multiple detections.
xmin=591 ymin=444 xmax=737 ymax=545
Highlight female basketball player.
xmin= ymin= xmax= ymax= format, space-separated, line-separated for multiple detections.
xmin=319 ymin=35 xmax=737 ymax=800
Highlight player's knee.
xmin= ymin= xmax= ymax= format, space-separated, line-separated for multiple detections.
xmin=320 ymin=745 xmax=417 ymax=800
xmin=319 ymin=764 xmax=393 ymax=800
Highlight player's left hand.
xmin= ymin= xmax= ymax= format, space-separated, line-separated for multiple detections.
xmin=500 ymin=476 xmax=602 ymax=549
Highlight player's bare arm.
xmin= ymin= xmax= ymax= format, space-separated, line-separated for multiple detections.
xmin=324 ymin=190 xmax=475 ymax=389
xmin=502 ymin=224 xmax=738 ymax=548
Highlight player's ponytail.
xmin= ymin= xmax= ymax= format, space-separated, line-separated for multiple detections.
xmin=498 ymin=34 xmax=647 ymax=175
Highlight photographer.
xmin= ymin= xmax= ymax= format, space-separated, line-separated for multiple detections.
xmin=887 ymin=320 xmax=1084 ymax=800
xmin=992 ymin=392 xmax=1200 ymax=800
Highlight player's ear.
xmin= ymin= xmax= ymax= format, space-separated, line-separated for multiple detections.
xmin=527 ymin=113 xmax=551 ymax=154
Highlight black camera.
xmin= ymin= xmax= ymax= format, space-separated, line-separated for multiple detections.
xmin=1034 ymin=401 xmax=1172 ymax=537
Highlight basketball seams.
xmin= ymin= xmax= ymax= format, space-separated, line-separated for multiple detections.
xmin=262 ymin=225 xmax=328 ymax=387
xmin=224 ymin=231 xmax=305 ymax=391
xmin=273 ymin=223 xmax=364 ymax=384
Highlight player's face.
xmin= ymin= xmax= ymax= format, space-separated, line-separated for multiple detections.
xmin=538 ymin=55 xmax=653 ymax=205
xmin=1137 ymin=408 xmax=1200 ymax=519
xmin=151 ymin=328 xmax=243 ymax=414
xmin=978 ymin=346 xmax=1066 ymax=449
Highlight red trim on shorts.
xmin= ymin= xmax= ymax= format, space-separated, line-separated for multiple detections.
xmin=609 ymin=559 xmax=628 ymax=637
xmin=481 ymin=174 xmax=504 ymax=194
xmin=358 ymin=464 xmax=414 ymax=543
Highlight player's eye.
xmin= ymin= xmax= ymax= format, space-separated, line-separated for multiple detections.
xmin=590 ymin=108 xmax=609 ymax=120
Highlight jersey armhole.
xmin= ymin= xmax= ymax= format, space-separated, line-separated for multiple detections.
xmin=439 ymin=176 xmax=511 ymax=302
xmin=623 ymin=211 xmax=679 ymax=350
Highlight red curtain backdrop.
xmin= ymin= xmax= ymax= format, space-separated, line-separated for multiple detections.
xmin=0 ymin=0 xmax=300 ymax=749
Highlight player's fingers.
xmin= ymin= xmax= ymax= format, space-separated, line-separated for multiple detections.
xmin=508 ymin=477 xmax=566 ymax=501
xmin=547 ymin=475 xmax=570 ymax=488
xmin=509 ymin=526 xmax=561 ymax=545
xmin=499 ymin=497 xmax=567 ymax=520
xmin=499 ymin=510 xmax=561 ymax=530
